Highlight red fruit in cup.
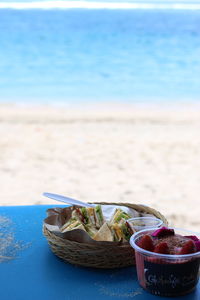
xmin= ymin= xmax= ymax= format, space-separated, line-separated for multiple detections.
xmin=152 ymin=227 xmax=174 ymax=238
xmin=154 ymin=242 xmax=170 ymax=254
xmin=195 ymin=241 xmax=200 ymax=252
xmin=184 ymin=236 xmax=200 ymax=252
xmin=184 ymin=235 xmax=199 ymax=242
xmin=179 ymin=240 xmax=196 ymax=254
xmin=138 ymin=234 xmax=154 ymax=251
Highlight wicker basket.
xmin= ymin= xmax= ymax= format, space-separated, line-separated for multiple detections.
xmin=43 ymin=202 xmax=168 ymax=269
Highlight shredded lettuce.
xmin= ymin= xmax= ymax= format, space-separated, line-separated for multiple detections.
xmin=116 ymin=212 xmax=130 ymax=222
xmin=95 ymin=205 xmax=103 ymax=222
xmin=81 ymin=207 xmax=89 ymax=223
xmin=121 ymin=223 xmax=132 ymax=241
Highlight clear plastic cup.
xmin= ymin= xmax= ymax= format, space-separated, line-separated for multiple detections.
xmin=127 ymin=217 xmax=163 ymax=232
xmin=130 ymin=227 xmax=200 ymax=297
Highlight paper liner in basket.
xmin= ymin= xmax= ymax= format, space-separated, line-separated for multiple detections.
xmin=43 ymin=204 xmax=157 ymax=245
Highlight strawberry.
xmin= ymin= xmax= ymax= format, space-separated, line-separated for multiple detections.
xmin=179 ymin=240 xmax=196 ymax=254
xmin=138 ymin=234 xmax=154 ymax=252
xmin=154 ymin=242 xmax=170 ymax=254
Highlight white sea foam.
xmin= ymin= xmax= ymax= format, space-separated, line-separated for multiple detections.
xmin=0 ymin=1 xmax=200 ymax=10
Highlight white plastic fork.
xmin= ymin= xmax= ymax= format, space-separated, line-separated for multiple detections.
xmin=43 ymin=192 xmax=95 ymax=207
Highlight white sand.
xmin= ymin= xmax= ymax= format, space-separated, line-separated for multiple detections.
xmin=0 ymin=102 xmax=199 ymax=231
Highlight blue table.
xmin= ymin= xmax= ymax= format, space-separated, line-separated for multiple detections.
xmin=0 ymin=205 xmax=199 ymax=300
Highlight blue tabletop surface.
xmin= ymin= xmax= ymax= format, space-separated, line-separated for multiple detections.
xmin=0 ymin=205 xmax=199 ymax=300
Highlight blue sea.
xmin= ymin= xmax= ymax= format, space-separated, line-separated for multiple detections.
xmin=0 ymin=2 xmax=200 ymax=104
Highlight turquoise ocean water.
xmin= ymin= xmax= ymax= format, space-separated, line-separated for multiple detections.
xmin=0 ymin=1 xmax=200 ymax=104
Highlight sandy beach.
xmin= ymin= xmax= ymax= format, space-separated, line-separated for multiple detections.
xmin=0 ymin=102 xmax=199 ymax=231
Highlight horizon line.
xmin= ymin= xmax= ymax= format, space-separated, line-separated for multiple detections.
xmin=1 ymin=1 xmax=200 ymax=10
